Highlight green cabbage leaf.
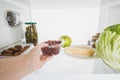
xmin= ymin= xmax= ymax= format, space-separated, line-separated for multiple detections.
xmin=96 ymin=24 xmax=120 ymax=71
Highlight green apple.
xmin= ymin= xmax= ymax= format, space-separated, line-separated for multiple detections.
xmin=59 ymin=35 xmax=72 ymax=48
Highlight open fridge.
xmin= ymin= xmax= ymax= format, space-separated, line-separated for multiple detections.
xmin=0 ymin=0 xmax=120 ymax=80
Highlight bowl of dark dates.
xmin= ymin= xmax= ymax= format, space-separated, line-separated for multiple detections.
xmin=41 ymin=40 xmax=62 ymax=56
xmin=0 ymin=45 xmax=30 ymax=57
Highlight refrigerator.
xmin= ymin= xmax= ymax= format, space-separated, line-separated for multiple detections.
xmin=0 ymin=0 xmax=120 ymax=80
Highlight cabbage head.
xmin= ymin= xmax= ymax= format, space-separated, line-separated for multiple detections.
xmin=96 ymin=24 xmax=120 ymax=71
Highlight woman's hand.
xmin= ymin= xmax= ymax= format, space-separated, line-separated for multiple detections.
xmin=0 ymin=43 xmax=53 ymax=80
xmin=28 ymin=43 xmax=53 ymax=71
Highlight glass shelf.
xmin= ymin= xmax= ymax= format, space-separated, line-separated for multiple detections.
xmin=27 ymin=49 xmax=119 ymax=75
xmin=22 ymin=49 xmax=120 ymax=80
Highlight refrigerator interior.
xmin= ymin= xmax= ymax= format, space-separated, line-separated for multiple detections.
xmin=30 ymin=0 xmax=120 ymax=75
xmin=1 ymin=0 xmax=120 ymax=80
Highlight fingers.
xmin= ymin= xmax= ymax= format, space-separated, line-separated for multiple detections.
xmin=30 ymin=43 xmax=48 ymax=54
xmin=36 ymin=43 xmax=48 ymax=49
xmin=34 ymin=43 xmax=48 ymax=51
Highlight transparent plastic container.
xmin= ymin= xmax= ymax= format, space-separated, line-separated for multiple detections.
xmin=41 ymin=40 xmax=62 ymax=56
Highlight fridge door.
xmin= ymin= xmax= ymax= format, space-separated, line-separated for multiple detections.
xmin=0 ymin=0 xmax=31 ymax=49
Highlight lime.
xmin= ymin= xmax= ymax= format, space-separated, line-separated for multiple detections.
xmin=59 ymin=35 xmax=72 ymax=48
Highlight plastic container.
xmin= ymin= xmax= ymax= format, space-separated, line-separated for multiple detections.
xmin=41 ymin=40 xmax=62 ymax=56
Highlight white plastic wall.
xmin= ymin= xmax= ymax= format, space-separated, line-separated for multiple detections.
xmin=98 ymin=0 xmax=120 ymax=32
xmin=31 ymin=0 xmax=100 ymax=45
xmin=31 ymin=9 xmax=99 ymax=45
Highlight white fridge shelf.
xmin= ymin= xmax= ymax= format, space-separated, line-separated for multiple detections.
xmin=22 ymin=49 xmax=120 ymax=80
